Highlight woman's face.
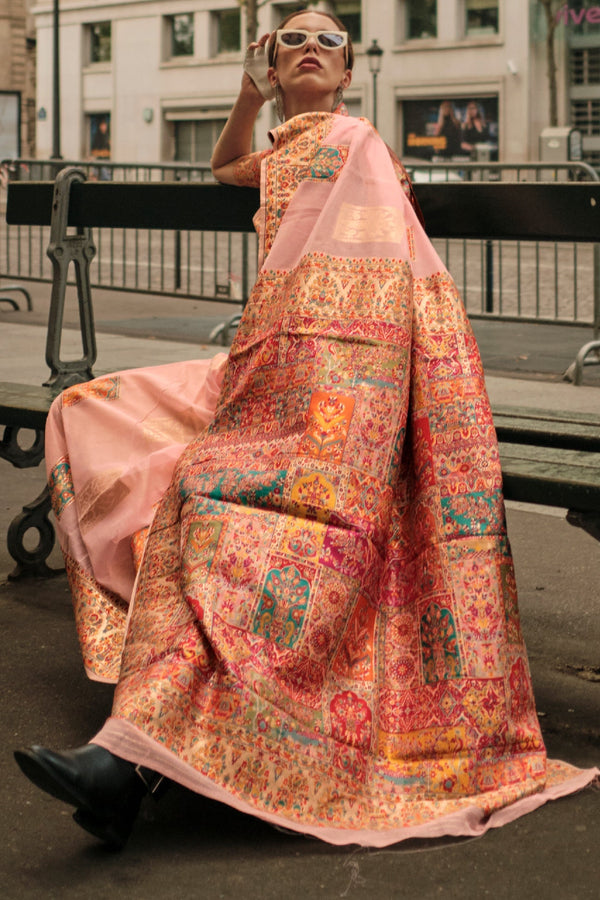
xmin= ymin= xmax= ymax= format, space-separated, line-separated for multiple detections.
xmin=268 ymin=11 xmax=351 ymax=114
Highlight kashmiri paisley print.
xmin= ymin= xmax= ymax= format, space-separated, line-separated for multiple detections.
xmin=54 ymin=111 xmax=595 ymax=843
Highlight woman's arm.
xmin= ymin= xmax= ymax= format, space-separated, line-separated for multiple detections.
xmin=211 ymin=36 xmax=270 ymax=185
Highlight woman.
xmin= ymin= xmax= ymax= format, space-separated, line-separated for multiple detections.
xmin=15 ymin=9 xmax=597 ymax=850
xmin=461 ymin=101 xmax=490 ymax=153
xmin=433 ymin=100 xmax=463 ymax=158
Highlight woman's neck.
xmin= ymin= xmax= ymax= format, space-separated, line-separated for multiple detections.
xmin=284 ymin=93 xmax=336 ymax=120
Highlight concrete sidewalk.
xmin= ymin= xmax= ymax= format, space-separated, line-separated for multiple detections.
xmin=0 ymin=291 xmax=598 ymax=899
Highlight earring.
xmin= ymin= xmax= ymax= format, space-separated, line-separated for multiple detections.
xmin=332 ymin=86 xmax=344 ymax=111
xmin=275 ymin=85 xmax=285 ymax=122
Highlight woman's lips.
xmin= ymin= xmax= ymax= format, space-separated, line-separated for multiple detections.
xmin=298 ymin=58 xmax=322 ymax=70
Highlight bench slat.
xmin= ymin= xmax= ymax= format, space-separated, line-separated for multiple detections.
xmin=6 ymin=181 xmax=600 ymax=242
xmin=493 ymin=404 xmax=600 ymax=452
xmin=500 ymin=442 xmax=600 ymax=510
xmin=0 ymin=384 xmax=56 ymax=429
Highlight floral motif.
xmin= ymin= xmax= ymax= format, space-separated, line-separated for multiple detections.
xmin=309 ymin=146 xmax=348 ymax=180
xmin=297 ymin=391 xmax=354 ymax=462
xmin=330 ymin=690 xmax=372 ymax=749
xmin=48 ymin=458 xmax=74 ymax=518
xmin=332 ymin=594 xmax=376 ymax=682
xmin=289 ymin=472 xmax=337 ymax=522
xmin=420 ymin=602 xmax=462 ymax=682
xmin=253 ymin=565 xmax=311 ymax=647
xmin=61 ymin=375 xmax=120 ymax=407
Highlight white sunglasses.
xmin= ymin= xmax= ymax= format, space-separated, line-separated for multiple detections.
xmin=276 ymin=29 xmax=348 ymax=50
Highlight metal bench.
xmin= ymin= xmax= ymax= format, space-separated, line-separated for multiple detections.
xmin=493 ymin=405 xmax=600 ymax=541
xmin=2 ymin=168 xmax=600 ymax=576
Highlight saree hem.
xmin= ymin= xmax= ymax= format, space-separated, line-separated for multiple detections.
xmin=93 ymin=718 xmax=599 ymax=848
xmin=85 ymin=670 xmax=119 ymax=685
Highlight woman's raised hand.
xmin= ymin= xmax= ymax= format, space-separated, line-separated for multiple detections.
xmin=243 ymin=33 xmax=275 ymax=101
xmin=212 ymin=34 xmax=271 ymax=180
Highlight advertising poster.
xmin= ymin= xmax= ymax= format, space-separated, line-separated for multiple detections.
xmin=403 ymin=96 xmax=499 ymax=162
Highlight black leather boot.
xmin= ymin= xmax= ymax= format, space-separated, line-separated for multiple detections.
xmin=14 ymin=743 xmax=156 ymax=849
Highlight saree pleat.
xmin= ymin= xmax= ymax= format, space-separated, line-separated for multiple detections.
xmin=50 ymin=112 xmax=595 ymax=842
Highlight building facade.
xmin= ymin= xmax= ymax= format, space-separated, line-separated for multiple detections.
xmin=30 ymin=1 xmax=597 ymax=168
xmin=0 ymin=0 xmax=36 ymax=159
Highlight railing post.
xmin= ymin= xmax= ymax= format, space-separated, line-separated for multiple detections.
xmin=174 ymin=168 xmax=182 ymax=290
xmin=485 ymin=240 xmax=494 ymax=313
xmin=174 ymin=230 xmax=182 ymax=290
xmin=241 ymin=232 xmax=249 ymax=304
xmin=594 ymin=243 xmax=600 ymax=342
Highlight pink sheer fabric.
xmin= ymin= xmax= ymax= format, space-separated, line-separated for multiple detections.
xmin=46 ymin=355 xmax=227 ymax=681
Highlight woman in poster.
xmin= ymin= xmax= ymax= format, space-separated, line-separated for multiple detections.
xmin=433 ymin=99 xmax=463 ymax=157
xmin=462 ymin=101 xmax=491 ymax=153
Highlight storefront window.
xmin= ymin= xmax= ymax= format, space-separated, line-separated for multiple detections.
xmin=88 ymin=113 xmax=111 ymax=160
xmin=403 ymin=96 xmax=498 ymax=162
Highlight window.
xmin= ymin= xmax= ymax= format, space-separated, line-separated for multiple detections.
xmin=0 ymin=91 xmax=21 ymax=158
xmin=402 ymin=96 xmax=498 ymax=162
xmin=213 ymin=8 xmax=241 ymax=54
xmin=406 ymin=0 xmax=437 ymax=40
xmin=571 ymin=99 xmax=600 ymax=136
xmin=89 ymin=22 xmax=111 ymax=63
xmin=571 ymin=46 xmax=600 ymax=86
xmin=88 ymin=113 xmax=111 ymax=160
xmin=168 ymin=13 xmax=194 ymax=57
xmin=343 ymin=97 xmax=362 ymax=118
xmin=330 ymin=2 xmax=362 ymax=44
xmin=273 ymin=1 xmax=360 ymax=40
xmin=272 ymin=3 xmax=306 ymax=25
xmin=173 ymin=118 xmax=228 ymax=163
xmin=465 ymin=1 xmax=499 ymax=37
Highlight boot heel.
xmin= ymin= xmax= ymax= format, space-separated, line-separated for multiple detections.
xmin=72 ymin=792 xmax=141 ymax=850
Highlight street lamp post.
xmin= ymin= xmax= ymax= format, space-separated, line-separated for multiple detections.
xmin=366 ymin=39 xmax=384 ymax=130
xmin=52 ymin=0 xmax=62 ymax=159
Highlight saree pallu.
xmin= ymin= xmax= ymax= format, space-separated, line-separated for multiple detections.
xmin=46 ymin=356 xmax=228 ymax=681
xmin=54 ymin=112 xmax=596 ymax=844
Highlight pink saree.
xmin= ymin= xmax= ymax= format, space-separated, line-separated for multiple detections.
xmin=47 ymin=111 xmax=597 ymax=845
